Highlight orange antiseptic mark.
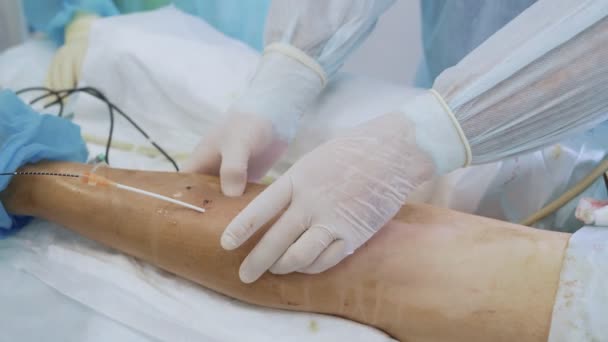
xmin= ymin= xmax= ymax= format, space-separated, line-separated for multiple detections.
xmin=81 ymin=172 xmax=113 ymax=187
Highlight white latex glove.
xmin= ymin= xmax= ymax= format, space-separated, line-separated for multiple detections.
xmin=185 ymin=47 xmax=326 ymax=196
xmin=46 ymin=13 xmax=98 ymax=90
xmin=185 ymin=113 xmax=287 ymax=196
xmin=222 ymin=90 xmax=471 ymax=283
xmin=221 ymin=112 xmax=436 ymax=283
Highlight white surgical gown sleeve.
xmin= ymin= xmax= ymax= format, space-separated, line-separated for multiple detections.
xmin=403 ymin=0 xmax=608 ymax=175
xmin=232 ymin=0 xmax=396 ymax=142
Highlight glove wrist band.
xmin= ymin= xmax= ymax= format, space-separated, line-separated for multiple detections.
xmin=232 ymin=44 xmax=326 ymax=141
xmin=399 ymin=89 xmax=472 ymax=175
xmin=264 ymin=43 xmax=328 ymax=87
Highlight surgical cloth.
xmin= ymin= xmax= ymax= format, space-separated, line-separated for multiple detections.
xmin=0 ymin=90 xmax=88 ymax=236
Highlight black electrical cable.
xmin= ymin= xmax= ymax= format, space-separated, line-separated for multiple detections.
xmin=16 ymin=87 xmax=65 ymax=117
xmin=16 ymin=86 xmax=179 ymax=171
xmin=48 ymin=87 xmax=178 ymax=171
xmin=55 ymin=88 xmax=113 ymax=164
xmin=20 ymin=87 xmax=115 ymax=164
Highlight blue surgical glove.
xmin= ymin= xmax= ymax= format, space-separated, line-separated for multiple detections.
xmin=0 ymin=90 xmax=88 ymax=237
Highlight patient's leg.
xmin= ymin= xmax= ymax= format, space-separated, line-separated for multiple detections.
xmin=1 ymin=162 xmax=568 ymax=342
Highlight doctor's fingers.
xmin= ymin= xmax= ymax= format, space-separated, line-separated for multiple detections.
xmin=222 ymin=175 xmax=293 ymax=251
xmin=218 ymin=141 xmax=252 ymax=197
xmin=183 ymin=138 xmax=221 ymax=175
xmin=269 ymin=224 xmax=340 ymax=275
xmin=237 ymin=205 xmax=308 ymax=283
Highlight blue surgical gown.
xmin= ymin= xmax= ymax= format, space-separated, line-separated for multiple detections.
xmin=21 ymin=0 xmax=270 ymax=51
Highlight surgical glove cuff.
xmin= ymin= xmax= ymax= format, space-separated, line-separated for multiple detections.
xmin=232 ymin=43 xmax=327 ymax=142
xmin=400 ymin=89 xmax=472 ymax=175
xmin=65 ymin=13 xmax=99 ymax=43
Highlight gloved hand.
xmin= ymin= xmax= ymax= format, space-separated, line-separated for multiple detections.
xmin=184 ymin=47 xmax=326 ymax=196
xmin=221 ymin=112 xmax=434 ymax=283
xmin=222 ymin=90 xmax=472 ymax=283
xmin=46 ymin=13 xmax=99 ymax=90
xmin=185 ymin=112 xmax=286 ymax=196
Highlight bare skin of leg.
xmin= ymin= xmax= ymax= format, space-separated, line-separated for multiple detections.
xmin=1 ymin=162 xmax=569 ymax=342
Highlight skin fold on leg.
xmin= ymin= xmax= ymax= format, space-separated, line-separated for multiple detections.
xmin=1 ymin=162 xmax=570 ymax=342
